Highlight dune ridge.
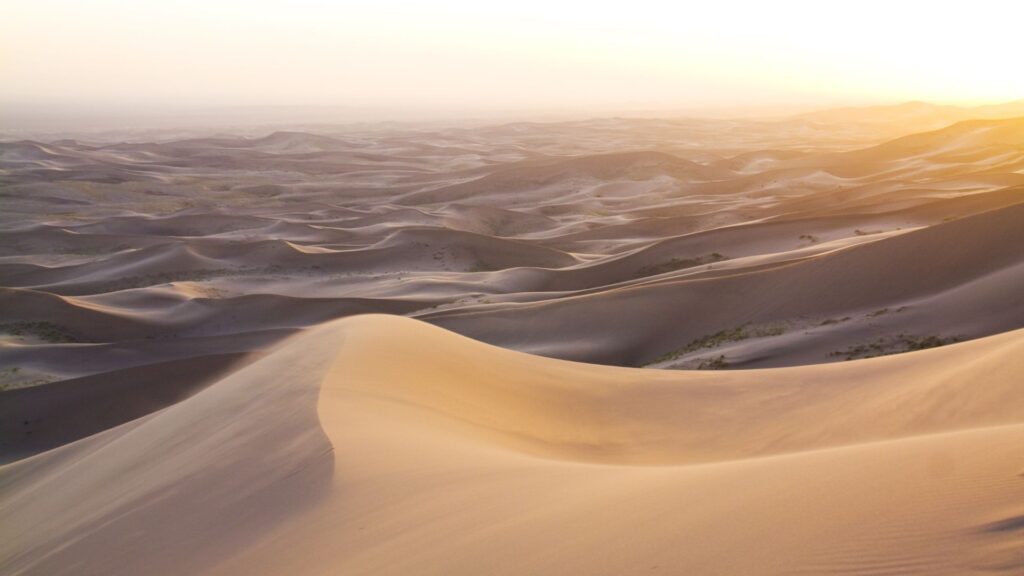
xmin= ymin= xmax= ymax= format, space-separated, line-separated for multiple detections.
xmin=3 ymin=315 xmax=1022 ymax=575
xmin=2 ymin=113 xmax=1024 ymax=574
xmin=3 ymin=118 xmax=1023 ymax=387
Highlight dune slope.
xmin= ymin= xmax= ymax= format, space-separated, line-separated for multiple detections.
xmin=3 ymin=315 xmax=1022 ymax=576
xmin=3 ymin=118 xmax=1024 ymax=396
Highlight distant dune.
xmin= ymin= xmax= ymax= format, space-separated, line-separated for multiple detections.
xmin=795 ymin=99 xmax=1024 ymax=136
xmin=2 ymin=112 xmax=1023 ymax=575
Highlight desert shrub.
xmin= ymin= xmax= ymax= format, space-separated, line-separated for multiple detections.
xmin=648 ymin=322 xmax=786 ymax=365
xmin=636 ymin=253 xmax=726 ymax=278
xmin=829 ymin=334 xmax=961 ymax=360
xmin=697 ymin=355 xmax=729 ymax=370
xmin=0 ymin=321 xmax=81 ymax=343
xmin=820 ymin=316 xmax=851 ymax=325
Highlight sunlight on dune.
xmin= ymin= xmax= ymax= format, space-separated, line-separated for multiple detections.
xmin=2 ymin=2 xmax=1023 ymax=575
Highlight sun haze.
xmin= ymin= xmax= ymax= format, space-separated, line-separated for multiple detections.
xmin=3 ymin=0 xmax=1024 ymax=117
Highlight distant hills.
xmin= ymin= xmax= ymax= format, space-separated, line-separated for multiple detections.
xmin=796 ymin=98 xmax=1024 ymax=126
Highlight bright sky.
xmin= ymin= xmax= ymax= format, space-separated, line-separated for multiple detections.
xmin=3 ymin=0 xmax=1023 ymax=116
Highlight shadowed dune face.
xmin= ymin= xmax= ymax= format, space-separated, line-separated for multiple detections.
xmin=2 ymin=113 xmax=1024 ymax=575
xmin=1 ymin=116 xmax=1022 ymax=390
xmin=3 ymin=315 xmax=1023 ymax=575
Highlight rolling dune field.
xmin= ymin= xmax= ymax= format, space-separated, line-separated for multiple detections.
xmin=2 ymin=111 xmax=1023 ymax=575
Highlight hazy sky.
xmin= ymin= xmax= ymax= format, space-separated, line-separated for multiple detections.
xmin=3 ymin=0 xmax=1023 ymax=118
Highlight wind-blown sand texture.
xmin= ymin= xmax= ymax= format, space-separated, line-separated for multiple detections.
xmin=2 ymin=112 xmax=1023 ymax=574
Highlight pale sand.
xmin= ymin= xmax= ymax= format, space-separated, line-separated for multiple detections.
xmin=2 ymin=114 xmax=1024 ymax=574
xmin=4 ymin=315 xmax=1021 ymax=575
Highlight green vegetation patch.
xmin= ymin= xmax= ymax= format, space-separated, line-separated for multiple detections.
xmin=636 ymin=252 xmax=725 ymax=278
xmin=0 ymin=366 xmax=57 ymax=390
xmin=819 ymin=316 xmax=851 ymax=326
xmin=853 ymin=228 xmax=884 ymax=236
xmin=98 ymin=269 xmax=237 ymax=291
xmin=94 ymin=263 xmax=332 ymax=291
xmin=696 ymin=355 xmax=729 ymax=370
xmin=467 ymin=261 xmax=498 ymax=273
xmin=0 ymin=321 xmax=81 ymax=343
xmin=648 ymin=322 xmax=786 ymax=365
xmin=866 ymin=305 xmax=908 ymax=318
xmin=829 ymin=334 xmax=961 ymax=361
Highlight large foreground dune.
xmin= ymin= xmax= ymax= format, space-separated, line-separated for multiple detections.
xmin=3 ymin=315 xmax=1022 ymax=575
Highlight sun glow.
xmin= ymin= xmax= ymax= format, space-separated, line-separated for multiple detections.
xmin=3 ymin=0 xmax=1022 ymax=113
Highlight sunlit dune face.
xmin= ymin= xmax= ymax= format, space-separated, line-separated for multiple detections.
xmin=2 ymin=0 xmax=1023 ymax=113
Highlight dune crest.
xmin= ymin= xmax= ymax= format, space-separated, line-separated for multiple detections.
xmin=3 ymin=114 xmax=1024 ymax=575
xmin=3 ymin=315 xmax=1022 ymax=575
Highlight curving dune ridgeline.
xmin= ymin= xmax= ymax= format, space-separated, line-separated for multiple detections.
xmin=2 ymin=113 xmax=1024 ymax=575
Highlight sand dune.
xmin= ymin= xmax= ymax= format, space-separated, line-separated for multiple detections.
xmin=2 ymin=115 xmax=1022 ymax=373
xmin=2 ymin=112 xmax=1023 ymax=574
xmin=426 ymin=198 xmax=1024 ymax=366
xmin=796 ymin=99 xmax=1024 ymax=134
xmin=3 ymin=117 xmax=1022 ymax=376
xmin=0 ymin=353 xmax=248 ymax=463
xmin=399 ymin=150 xmax=729 ymax=205
xmin=3 ymin=315 xmax=1021 ymax=575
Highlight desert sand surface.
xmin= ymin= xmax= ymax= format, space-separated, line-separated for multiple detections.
xmin=3 ymin=316 xmax=1023 ymax=575
xmin=2 ymin=110 xmax=1023 ymax=574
